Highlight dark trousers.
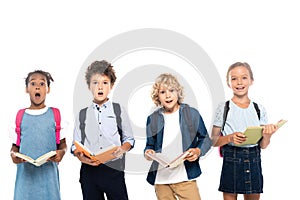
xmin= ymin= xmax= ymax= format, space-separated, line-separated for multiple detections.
xmin=80 ymin=159 xmax=128 ymax=200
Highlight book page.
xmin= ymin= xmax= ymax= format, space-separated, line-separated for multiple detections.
xmin=276 ymin=119 xmax=287 ymax=128
xmin=168 ymin=151 xmax=190 ymax=168
xmin=14 ymin=152 xmax=34 ymax=163
xmin=146 ymin=153 xmax=170 ymax=168
xmin=14 ymin=151 xmax=57 ymax=167
xmin=146 ymin=151 xmax=190 ymax=168
xmin=34 ymin=151 xmax=57 ymax=166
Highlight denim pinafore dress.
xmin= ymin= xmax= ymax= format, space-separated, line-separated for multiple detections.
xmin=14 ymin=108 xmax=60 ymax=200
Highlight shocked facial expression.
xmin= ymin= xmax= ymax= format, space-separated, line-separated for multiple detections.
xmin=89 ymin=73 xmax=113 ymax=105
xmin=158 ymin=85 xmax=179 ymax=114
xmin=26 ymin=73 xmax=50 ymax=109
xmin=227 ymin=66 xmax=253 ymax=97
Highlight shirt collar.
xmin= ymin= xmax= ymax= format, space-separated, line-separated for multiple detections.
xmin=92 ymin=100 xmax=110 ymax=111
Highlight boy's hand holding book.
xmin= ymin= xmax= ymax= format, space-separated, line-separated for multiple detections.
xmin=185 ymin=148 xmax=201 ymax=162
xmin=74 ymin=149 xmax=102 ymax=166
xmin=112 ymin=146 xmax=127 ymax=158
xmin=74 ymin=141 xmax=119 ymax=166
xmin=144 ymin=149 xmax=156 ymax=161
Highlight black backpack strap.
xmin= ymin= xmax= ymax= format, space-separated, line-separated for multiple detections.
xmin=219 ymin=101 xmax=230 ymax=157
xmin=79 ymin=107 xmax=88 ymax=144
xmin=221 ymin=100 xmax=230 ymax=132
xmin=112 ymin=102 xmax=122 ymax=141
xmin=182 ymin=104 xmax=195 ymax=139
xmin=253 ymin=102 xmax=261 ymax=120
xmin=150 ymin=110 xmax=159 ymax=137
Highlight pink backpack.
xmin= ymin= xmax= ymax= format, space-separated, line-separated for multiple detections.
xmin=15 ymin=107 xmax=61 ymax=146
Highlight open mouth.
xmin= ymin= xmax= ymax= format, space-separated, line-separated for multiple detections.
xmin=35 ymin=93 xmax=41 ymax=97
xmin=166 ymin=100 xmax=173 ymax=103
xmin=236 ymin=87 xmax=245 ymax=91
xmin=98 ymin=91 xmax=103 ymax=95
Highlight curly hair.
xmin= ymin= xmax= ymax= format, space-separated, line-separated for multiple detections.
xmin=151 ymin=73 xmax=184 ymax=106
xmin=85 ymin=60 xmax=116 ymax=86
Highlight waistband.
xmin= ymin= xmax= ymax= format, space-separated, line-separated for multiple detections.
xmin=222 ymin=144 xmax=261 ymax=154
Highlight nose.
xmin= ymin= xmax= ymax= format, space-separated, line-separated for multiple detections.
xmin=97 ymin=82 xmax=103 ymax=89
xmin=237 ymin=78 xmax=242 ymax=84
xmin=166 ymin=90 xmax=171 ymax=97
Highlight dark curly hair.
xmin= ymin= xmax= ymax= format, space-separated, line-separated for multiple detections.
xmin=25 ymin=70 xmax=54 ymax=87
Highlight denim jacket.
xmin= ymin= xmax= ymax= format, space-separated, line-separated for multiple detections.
xmin=144 ymin=103 xmax=212 ymax=185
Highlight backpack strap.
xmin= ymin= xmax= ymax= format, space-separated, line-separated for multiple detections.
xmin=182 ymin=104 xmax=195 ymax=140
xmin=150 ymin=110 xmax=159 ymax=137
xmin=253 ymin=102 xmax=261 ymax=120
xmin=15 ymin=108 xmax=26 ymax=147
xmin=51 ymin=107 xmax=61 ymax=144
xmin=218 ymin=101 xmax=230 ymax=157
xmin=15 ymin=107 xmax=61 ymax=146
xmin=79 ymin=107 xmax=88 ymax=144
xmin=112 ymin=102 xmax=122 ymax=140
xmin=221 ymin=100 xmax=230 ymax=132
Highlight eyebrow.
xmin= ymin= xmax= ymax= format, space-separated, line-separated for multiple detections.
xmin=29 ymin=78 xmax=46 ymax=82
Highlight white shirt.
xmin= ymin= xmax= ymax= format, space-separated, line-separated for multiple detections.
xmin=155 ymin=109 xmax=188 ymax=184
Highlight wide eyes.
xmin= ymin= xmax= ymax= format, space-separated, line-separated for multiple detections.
xmin=159 ymin=89 xmax=176 ymax=94
xmin=91 ymin=81 xmax=110 ymax=87
xmin=29 ymin=82 xmax=46 ymax=87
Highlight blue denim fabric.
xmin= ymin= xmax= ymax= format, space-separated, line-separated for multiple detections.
xmin=219 ymin=145 xmax=263 ymax=194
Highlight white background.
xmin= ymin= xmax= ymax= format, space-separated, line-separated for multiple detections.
xmin=0 ymin=1 xmax=299 ymax=199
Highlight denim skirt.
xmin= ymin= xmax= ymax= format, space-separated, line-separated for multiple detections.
xmin=219 ymin=145 xmax=263 ymax=194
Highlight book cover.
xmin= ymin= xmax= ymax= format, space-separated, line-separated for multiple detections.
xmin=237 ymin=119 xmax=287 ymax=146
xmin=14 ymin=151 xmax=57 ymax=167
xmin=146 ymin=151 xmax=190 ymax=168
xmin=74 ymin=140 xmax=118 ymax=163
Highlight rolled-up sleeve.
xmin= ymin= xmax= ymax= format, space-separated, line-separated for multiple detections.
xmin=120 ymin=106 xmax=135 ymax=149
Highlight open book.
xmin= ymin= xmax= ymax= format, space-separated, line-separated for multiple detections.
xmin=74 ymin=140 xmax=118 ymax=163
xmin=14 ymin=151 xmax=57 ymax=167
xmin=146 ymin=151 xmax=190 ymax=168
xmin=236 ymin=119 xmax=287 ymax=146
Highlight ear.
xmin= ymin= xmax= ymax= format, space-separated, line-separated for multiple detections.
xmin=47 ymin=86 xmax=50 ymax=94
xmin=250 ymin=80 xmax=254 ymax=86
xmin=25 ymin=87 xmax=29 ymax=93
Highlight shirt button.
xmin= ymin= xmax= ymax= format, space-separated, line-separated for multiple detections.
xmin=100 ymin=147 xmax=103 ymax=149
xmin=100 ymin=134 xmax=102 ymax=137
xmin=99 ymin=122 xmax=101 ymax=124
xmin=246 ymin=170 xmax=250 ymax=173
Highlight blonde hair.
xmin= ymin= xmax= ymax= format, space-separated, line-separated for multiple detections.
xmin=151 ymin=73 xmax=184 ymax=106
